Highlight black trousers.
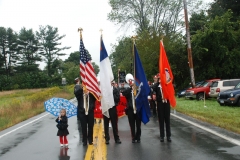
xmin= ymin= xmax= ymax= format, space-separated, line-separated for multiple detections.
xmin=103 ymin=106 xmax=119 ymax=141
xmin=127 ymin=109 xmax=141 ymax=141
xmin=157 ymin=101 xmax=171 ymax=138
xmin=78 ymin=111 xmax=94 ymax=143
xmin=150 ymin=100 xmax=157 ymax=115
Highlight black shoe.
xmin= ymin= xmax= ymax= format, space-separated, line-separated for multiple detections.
xmin=160 ymin=137 xmax=164 ymax=142
xmin=132 ymin=139 xmax=136 ymax=143
xmin=105 ymin=140 xmax=109 ymax=144
xmin=83 ymin=142 xmax=87 ymax=146
xmin=115 ymin=139 xmax=121 ymax=144
xmin=167 ymin=137 xmax=171 ymax=142
xmin=89 ymin=142 xmax=93 ymax=145
xmin=137 ymin=140 xmax=141 ymax=143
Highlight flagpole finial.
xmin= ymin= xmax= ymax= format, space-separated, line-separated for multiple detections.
xmin=131 ymin=35 xmax=137 ymax=44
xmin=161 ymin=35 xmax=164 ymax=42
xmin=78 ymin=28 xmax=83 ymax=39
xmin=100 ymin=29 xmax=103 ymax=37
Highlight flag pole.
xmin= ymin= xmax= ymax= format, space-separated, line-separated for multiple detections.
xmin=131 ymin=36 xmax=137 ymax=78
xmin=118 ymin=68 xmax=120 ymax=86
xmin=78 ymin=28 xmax=83 ymax=40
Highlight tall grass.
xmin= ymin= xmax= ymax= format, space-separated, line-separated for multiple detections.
xmin=176 ymin=98 xmax=240 ymax=134
xmin=0 ymin=85 xmax=75 ymax=131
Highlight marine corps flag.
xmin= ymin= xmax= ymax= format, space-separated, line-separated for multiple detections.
xmin=159 ymin=41 xmax=176 ymax=107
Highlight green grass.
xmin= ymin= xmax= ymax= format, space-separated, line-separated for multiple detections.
xmin=0 ymin=86 xmax=75 ymax=131
xmin=176 ymin=97 xmax=240 ymax=134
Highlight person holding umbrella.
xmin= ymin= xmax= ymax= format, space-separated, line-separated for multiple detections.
xmin=74 ymin=78 xmax=96 ymax=146
xmin=56 ymin=109 xmax=69 ymax=147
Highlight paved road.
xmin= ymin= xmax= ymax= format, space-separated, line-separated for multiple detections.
xmin=1 ymin=103 xmax=240 ymax=160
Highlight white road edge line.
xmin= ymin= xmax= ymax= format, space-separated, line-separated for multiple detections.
xmin=171 ymin=113 xmax=240 ymax=146
xmin=0 ymin=113 xmax=50 ymax=139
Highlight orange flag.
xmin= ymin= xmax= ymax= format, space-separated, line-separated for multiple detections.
xmin=159 ymin=41 xmax=176 ymax=107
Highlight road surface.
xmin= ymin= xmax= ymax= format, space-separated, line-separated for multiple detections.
xmin=1 ymin=102 xmax=240 ymax=160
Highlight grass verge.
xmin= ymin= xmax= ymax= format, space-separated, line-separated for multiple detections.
xmin=175 ymin=97 xmax=240 ymax=134
xmin=0 ymin=85 xmax=74 ymax=131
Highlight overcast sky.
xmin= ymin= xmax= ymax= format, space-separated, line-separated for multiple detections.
xmin=0 ymin=0 xmax=213 ymax=69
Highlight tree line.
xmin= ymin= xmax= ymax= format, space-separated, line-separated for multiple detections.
xmin=0 ymin=25 xmax=99 ymax=90
xmin=108 ymin=0 xmax=240 ymax=90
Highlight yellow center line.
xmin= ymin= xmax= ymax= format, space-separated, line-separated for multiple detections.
xmin=84 ymin=119 xmax=107 ymax=160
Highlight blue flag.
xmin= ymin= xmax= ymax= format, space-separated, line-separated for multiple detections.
xmin=134 ymin=44 xmax=151 ymax=124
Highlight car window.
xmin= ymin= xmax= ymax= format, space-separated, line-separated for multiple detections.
xmin=235 ymin=83 xmax=240 ymax=89
xmin=200 ymin=81 xmax=209 ymax=87
xmin=223 ymin=80 xmax=240 ymax=86
xmin=196 ymin=81 xmax=203 ymax=87
xmin=211 ymin=82 xmax=218 ymax=87
xmin=232 ymin=80 xmax=240 ymax=86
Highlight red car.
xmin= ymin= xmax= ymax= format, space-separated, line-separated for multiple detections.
xmin=185 ymin=79 xmax=220 ymax=100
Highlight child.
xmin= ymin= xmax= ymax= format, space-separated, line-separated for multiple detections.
xmin=56 ymin=109 xmax=69 ymax=147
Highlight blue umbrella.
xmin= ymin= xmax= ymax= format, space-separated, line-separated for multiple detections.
xmin=44 ymin=97 xmax=77 ymax=118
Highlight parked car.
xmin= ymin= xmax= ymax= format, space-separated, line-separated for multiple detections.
xmin=217 ymin=82 xmax=240 ymax=106
xmin=177 ymin=81 xmax=204 ymax=98
xmin=209 ymin=79 xmax=240 ymax=98
xmin=185 ymin=79 xmax=220 ymax=100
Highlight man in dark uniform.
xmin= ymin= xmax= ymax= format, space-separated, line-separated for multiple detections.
xmin=103 ymin=80 xmax=121 ymax=144
xmin=152 ymin=75 xmax=171 ymax=142
xmin=119 ymin=82 xmax=126 ymax=94
xmin=74 ymin=78 xmax=81 ymax=120
xmin=150 ymin=76 xmax=158 ymax=117
xmin=74 ymin=78 xmax=96 ymax=146
xmin=122 ymin=80 xmax=141 ymax=143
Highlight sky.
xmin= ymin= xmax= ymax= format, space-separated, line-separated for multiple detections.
xmin=0 ymin=0 xmax=135 ymax=69
xmin=0 ymin=0 xmax=213 ymax=70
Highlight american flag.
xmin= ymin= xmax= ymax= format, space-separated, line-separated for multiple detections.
xmin=79 ymin=39 xmax=101 ymax=101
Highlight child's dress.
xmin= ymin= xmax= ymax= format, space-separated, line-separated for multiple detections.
xmin=56 ymin=116 xmax=69 ymax=146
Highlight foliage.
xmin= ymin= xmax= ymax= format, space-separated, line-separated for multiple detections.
xmin=189 ymin=11 xmax=209 ymax=35
xmin=36 ymin=25 xmax=70 ymax=76
xmin=64 ymin=50 xmax=99 ymax=75
xmin=110 ymin=32 xmax=190 ymax=88
xmin=209 ymin=0 xmax=240 ymax=18
xmin=108 ymin=0 xmax=202 ymax=34
xmin=62 ymin=62 xmax=79 ymax=85
xmin=191 ymin=11 xmax=240 ymax=80
xmin=16 ymin=27 xmax=41 ymax=73
xmin=109 ymin=37 xmax=133 ymax=80
xmin=0 ymin=27 xmax=18 ymax=76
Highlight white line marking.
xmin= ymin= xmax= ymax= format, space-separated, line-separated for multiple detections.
xmin=0 ymin=113 xmax=50 ymax=139
xmin=171 ymin=113 xmax=240 ymax=146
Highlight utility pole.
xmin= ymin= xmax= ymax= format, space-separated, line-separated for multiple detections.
xmin=183 ymin=0 xmax=195 ymax=87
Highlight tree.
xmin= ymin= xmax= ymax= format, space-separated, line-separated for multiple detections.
xmin=108 ymin=0 xmax=203 ymax=34
xmin=64 ymin=50 xmax=99 ymax=75
xmin=189 ymin=11 xmax=209 ymax=35
xmin=65 ymin=50 xmax=92 ymax=65
xmin=62 ymin=62 xmax=79 ymax=85
xmin=209 ymin=0 xmax=240 ymax=18
xmin=65 ymin=51 xmax=80 ymax=65
xmin=16 ymin=27 xmax=41 ymax=72
xmin=92 ymin=62 xmax=99 ymax=75
xmin=109 ymin=37 xmax=133 ymax=79
xmin=0 ymin=27 xmax=7 ymax=74
xmin=0 ymin=27 xmax=18 ymax=76
xmin=36 ymin=25 xmax=70 ymax=76
xmin=191 ymin=11 xmax=240 ymax=80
